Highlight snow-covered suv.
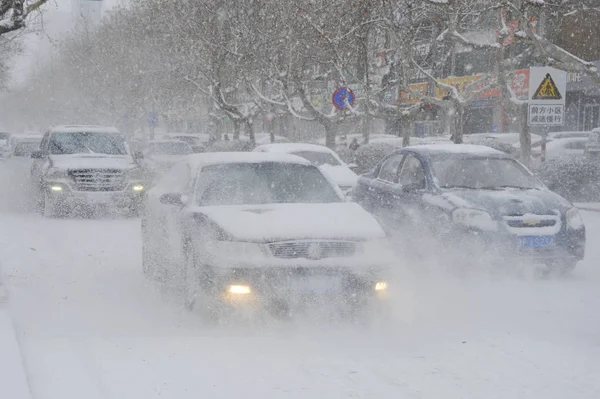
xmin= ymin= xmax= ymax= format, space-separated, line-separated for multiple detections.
xmin=31 ymin=125 xmax=146 ymax=217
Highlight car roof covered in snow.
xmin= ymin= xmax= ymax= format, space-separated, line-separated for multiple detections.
xmin=187 ymin=152 xmax=310 ymax=171
xmin=254 ymin=143 xmax=335 ymax=154
xmin=403 ymin=144 xmax=508 ymax=157
xmin=49 ymin=125 xmax=121 ymax=134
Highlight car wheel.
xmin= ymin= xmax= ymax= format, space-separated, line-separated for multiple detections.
xmin=547 ymin=260 xmax=578 ymax=276
xmin=183 ymin=248 xmax=199 ymax=311
xmin=43 ymin=192 xmax=57 ymax=218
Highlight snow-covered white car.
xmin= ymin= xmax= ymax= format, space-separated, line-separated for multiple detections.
xmin=585 ymin=129 xmax=600 ymax=159
xmin=253 ymin=143 xmax=359 ymax=195
xmin=0 ymin=131 xmax=11 ymax=160
xmin=531 ymin=137 xmax=587 ymax=166
xmin=161 ymin=133 xmax=210 ymax=152
xmin=30 ymin=125 xmax=146 ymax=217
xmin=142 ymin=139 xmax=194 ymax=183
xmin=142 ymin=152 xmax=392 ymax=320
xmin=8 ymin=134 xmax=42 ymax=157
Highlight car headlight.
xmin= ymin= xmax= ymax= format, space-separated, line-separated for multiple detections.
xmin=566 ymin=208 xmax=584 ymax=230
xmin=46 ymin=167 xmax=68 ymax=179
xmin=128 ymin=167 xmax=145 ymax=180
xmin=452 ymin=208 xmax=497 ymax=231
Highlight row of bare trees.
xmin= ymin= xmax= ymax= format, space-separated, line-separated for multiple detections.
xmin=1 ymin=0 xmax=599 ymax=157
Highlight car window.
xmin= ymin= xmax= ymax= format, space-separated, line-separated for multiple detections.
xmin=565 ymin=141 xmax=586 ymax=150
xmin=155 ymin=161 xmax=190 ymax=193
xmin=195 ymin=162 xmax=342 ymax=206
xmin=39 ymin=132 xmax=50 ymax=153
xmin=377 ymin=154 xmax=404 ymax=183
xmin=398 ymin=155 xmax=426 ymax=188
xmin=290 ymin=151 xmax=341 ymax=167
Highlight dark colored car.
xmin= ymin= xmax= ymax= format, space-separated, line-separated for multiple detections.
xmin=353 ymin=144 xmax=586 ymax=273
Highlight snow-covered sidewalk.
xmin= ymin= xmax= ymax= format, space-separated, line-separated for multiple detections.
xmin=0 ymin=280 xmax=32 ymax=399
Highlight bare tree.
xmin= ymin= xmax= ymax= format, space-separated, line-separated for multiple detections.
xmin=0 ymin=0 xmax=48 ymax=36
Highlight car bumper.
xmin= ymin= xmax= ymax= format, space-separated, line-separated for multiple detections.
xmin=44 ymin=180 xmax=146 ymax=207
xmin=201 ymin=258 xmax=390 ymax=304
xmin=452 ymin=227 xmax=585 ymax=263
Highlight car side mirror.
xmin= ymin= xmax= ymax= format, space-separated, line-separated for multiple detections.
xmin=31 ymin=150 xmax=44 ymax=159
xmin=159 ymin=192 xmax=186 ymax=206
xmin=348 ymin=163 xmax=359 ymax=172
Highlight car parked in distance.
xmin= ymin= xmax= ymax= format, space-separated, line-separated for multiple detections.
xmin=531 ymin=137 xmax=588 ymax=166
xmin=353 ymin=144 xmax=585 ymax=274
xmin=253 ymin=143 xmax=358 ymax=196
xmin=141 ymin=139 xmax=194 ymax=184
xmin=9 ymin=134 xmax=42 ymax=157
xmin=0 ymin=131 xmax=11 ymax=160
xmin=31 ymin=125 xmax=146 ymax=217
xmin=142 ymin=152 xmax=392 ymax=320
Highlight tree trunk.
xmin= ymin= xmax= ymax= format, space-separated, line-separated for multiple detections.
xmin=520 ymin=104 xmax=532 ymax=166
xmin=449 ymin=104 xmax=464 ymax=144
xmin=246 ymin=119 xmax=255 ymax=146
xmin=325 ymin=123 xmax=337 ymax=149
xmin=402 ymin=117 xmax=411 ymax=147
xmin=362 ymin=114 xmax=371 ymax=144
xmin=232 ymin=119 xmax=241 ymax=140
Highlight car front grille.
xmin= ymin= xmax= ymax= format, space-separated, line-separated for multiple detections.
xmin=505 ymin=219 xmax=557 ymax=228
xmin=69 ymin=169 xmax=126 ymax=192
xmin=502 ymin=213 xmax=561 ymax=232
xmin=268 ymin=241 xmax=357 ymax=260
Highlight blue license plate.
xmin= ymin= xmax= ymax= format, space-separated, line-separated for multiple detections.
xmin=516 ymin=235 xmax=556 ymax=249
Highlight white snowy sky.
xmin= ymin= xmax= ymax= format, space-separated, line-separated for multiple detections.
xmin=11 ymin=0 xmax=124 ymax=83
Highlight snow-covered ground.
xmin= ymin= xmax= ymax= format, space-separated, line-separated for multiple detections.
xmin=1 ymin=162 xmax=600 ymax=399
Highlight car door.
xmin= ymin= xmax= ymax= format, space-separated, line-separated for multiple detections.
xmin=356 ymin=153 xmax=405 ymax=222
xmin=148 ymin=161 xmax=191 ymax=273
xmin=389 ymin=153 xmax=429 ymax=227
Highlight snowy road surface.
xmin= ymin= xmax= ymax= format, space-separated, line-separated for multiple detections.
xmin=1 ymin=164 xmax=600 ymax=399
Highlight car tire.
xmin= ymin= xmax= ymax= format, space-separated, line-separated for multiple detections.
xmin=141 ymin=218 xmax=159 ymax=280
xmin=42 ymin=192 xmax=57 ymax=218
xmin=547 ymin=260 xmax=578 ymax=276
xmin=183 ymin=248 xmax=199 ymax=311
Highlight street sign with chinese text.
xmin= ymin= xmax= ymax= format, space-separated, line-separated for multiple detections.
xmin=528 ymin=67 xmax=566 ymax=126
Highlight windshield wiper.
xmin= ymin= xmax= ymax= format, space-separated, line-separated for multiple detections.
xmin=441 ymin=185 xmax=484 ymax=190
xmin=479 ymin=185 xmax=535 ymax=190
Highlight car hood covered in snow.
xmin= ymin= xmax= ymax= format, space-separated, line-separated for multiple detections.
xmin=319 ymin=164 xmax=358 ymax=187
xmin=430 ymin=188 xmax=573 ymax=218
xmin=49 ymin=154 xmax=137 ymax=170
xmin=192 ymin=202 xmax=386 ymax=242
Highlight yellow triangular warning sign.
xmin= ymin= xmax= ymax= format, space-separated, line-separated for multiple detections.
xmin=533 ymin=73 xmax=562 ymax=100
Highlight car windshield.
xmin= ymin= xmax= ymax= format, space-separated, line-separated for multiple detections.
xmin=14 ymin=142 xmax=40 ymax=156
xmin=148 ymin=142 xmax=193 ymax=155
xmin=196 ymin=162 xmax=342 ymax=206
xmin=290 ymin=151 xmax=341 ymax=167
xmin=430 ymin=156 xmax=542 ymax=190
xmin=49 ymin=132 xmax=127 ymax=155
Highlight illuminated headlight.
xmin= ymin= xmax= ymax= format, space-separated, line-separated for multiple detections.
xmin=566 ymin=208 xmax=584 ymax=230
xmin=452 ymin=208 xmax=497 ymax=231
xmin=46 ymin=167 xmax=68 ymax=179
xmin=50 ymin=185 xmax=63 ymax=192
xmin=132 ymin=184 xmax=145 ymax=192
xmin=227 ymin=285 xmax=252 ymax=295
xmin=128 ymin=167 xmax=145 ymax=180
xmin=375 ymin=281 xmax=388 ymax=291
